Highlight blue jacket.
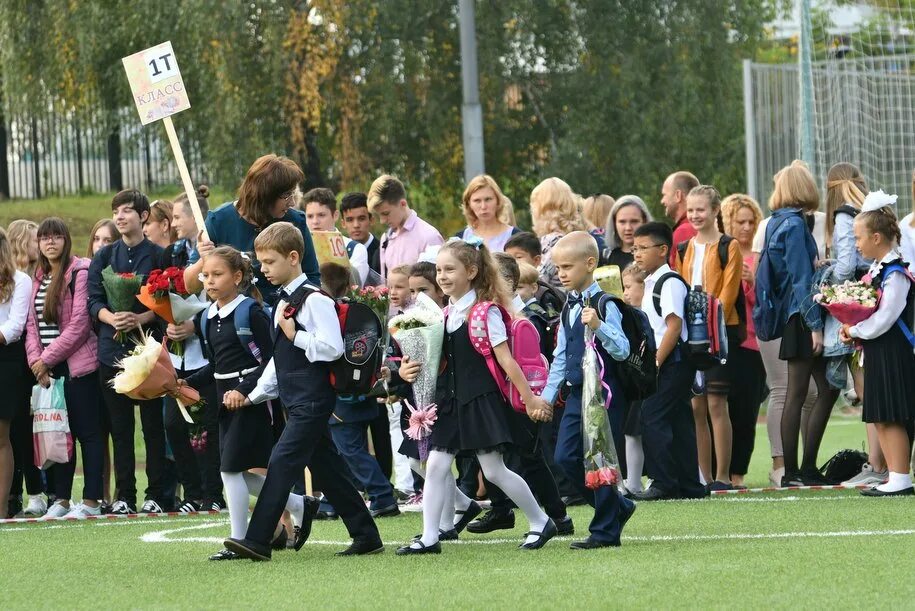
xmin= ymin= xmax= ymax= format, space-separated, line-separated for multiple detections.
xmin=762 ymin=208 xmax=823 ymax=331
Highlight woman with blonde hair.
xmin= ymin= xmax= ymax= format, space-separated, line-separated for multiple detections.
xmin=7 ymin=220 xmax=39 ymax=277
xmin=753 ymin=160 xmax=838 ymax=487
xmin=0 ymin=227 xmax=35 ymax=518
xmin=455 ymin=174 xmax=520 ymax=252
xmin=529 ymin=177 xmax=588 ymax=289
xmin=720 ymin=194 xmax=766 ymax=487
xmin=144 ymin=199 xmax=178 ymax=249
xmin=604 ymin=195 xmax=652 ymax=269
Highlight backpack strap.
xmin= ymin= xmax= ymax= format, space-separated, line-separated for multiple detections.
xmin=833 ymin=204 xmax=860 ymax=222
xmin=467 ymin=301 xmax=512 ymax=399
xmin=233 ymin=297 xmax=264 ymax=364
xmin=345 ymin=240 xmax=356 ymax=258
xmin=677 ymin=241 xmax=688 ymax=266
xmin=652 ymin=272 xmax=688 ymax=317
xmin=880 ymin=263 xmax=915 ymax=348
xmin=717 ymin=235 xmax=732 ymax=269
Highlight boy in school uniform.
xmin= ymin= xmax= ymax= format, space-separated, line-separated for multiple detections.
xmin=302 ymin=187 xmax=371 ymax=286
xmin=630 ymin=222 xmax=705 ymax=501
xmin=224 ymin=222 xmax=382 ymax=560
xmin=542 ymin=232 xmax=636 ymax=549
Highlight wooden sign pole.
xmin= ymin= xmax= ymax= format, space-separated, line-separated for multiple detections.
xmin=162 ymin=116 xmax=209 ymax=242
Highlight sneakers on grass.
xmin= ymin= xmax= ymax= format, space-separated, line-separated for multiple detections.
xmin=23 ymin=495 xmax=48 ymax=516
xmin=841 ymin=463 xmax=888 ymax=488
xmin=43 ymin=501 xmax=70 ymax=519
xmin=177 ymin=499 xmax=202 ymax=514
xmin=140 ymin=500 xmax=165 ymax=514
xmin=62 ymin=503 xmax=102 ymax=519
xmin=109 ymin=500 xmax=137 ymax=515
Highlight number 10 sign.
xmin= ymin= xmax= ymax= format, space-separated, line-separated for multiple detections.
xmin=122 ymin=41 xmax=191 ymax=125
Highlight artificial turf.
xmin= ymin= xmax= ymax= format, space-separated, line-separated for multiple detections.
xmin=2 ymin=417 xmax=911 ymax=609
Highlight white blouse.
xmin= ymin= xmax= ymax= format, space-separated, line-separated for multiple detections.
xmin=0 ymin=271 xmax=33 ymax=344
xmin=900 ymin=213 xmax=915 ymax=267
xmin=446 ymin=289 xmax=507 ymax=346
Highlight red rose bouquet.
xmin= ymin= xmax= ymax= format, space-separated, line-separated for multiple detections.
xmin=137 ymin=267 xmax=208 ymax=356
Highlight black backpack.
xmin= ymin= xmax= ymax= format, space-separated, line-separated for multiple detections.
xmin=577 ymin=293 xmax=658 ymax=402
xmin=819 ymin=449 xmax=868 ymax=485
xmin=285 ymin=284 xmax=384 ymax=398
xmin=677 ymin=235 xmax=747 ymax=343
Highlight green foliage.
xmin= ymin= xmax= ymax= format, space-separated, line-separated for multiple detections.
xmin=0 ymin=1 xmax=780 ymax=211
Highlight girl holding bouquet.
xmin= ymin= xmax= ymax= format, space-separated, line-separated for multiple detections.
xmin=24 ymin=218 xmax=104 ymax=518
xmin=396 ymin=238 xmax=555 ymax=555
xmin=839 ymin=194 xmax=915 ymax=497
xmin=158 ymin=189 xmax=224 ymax=513
xmin=183 ymin=247 xmax=306 ymax=559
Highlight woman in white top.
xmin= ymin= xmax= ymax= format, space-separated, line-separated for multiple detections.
xmin=0 ymin=227 xmax=34 ymax=519
xmin=454 ymin=175 xmax=520 ymax=252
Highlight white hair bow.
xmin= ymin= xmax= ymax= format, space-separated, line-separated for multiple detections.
xmin=861 ymin=189 xmax=897 ymax=213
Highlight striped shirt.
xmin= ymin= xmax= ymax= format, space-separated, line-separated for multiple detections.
xmin=35 ymin=275 xmax=61 ymax=349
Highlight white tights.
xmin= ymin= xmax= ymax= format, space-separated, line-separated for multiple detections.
xmin=625 ymin=435 xmax=644 ymax=493
xmin=221 ymin=471 xmax=305 ymax=540
xmin=408 ymin=457 xmax=473 ymax=531
xmin=415 ymin=450 xmax=548 ymax=548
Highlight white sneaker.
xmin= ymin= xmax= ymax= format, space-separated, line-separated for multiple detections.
xmin=841 ymin=463 xmax=889 ymax=488
xmin=43 ymin=501 xmax=71 ymax=519
xmin=62 ymin=503 xmax=102 ymax=519
xmin=402 ymin=493 xmax=423 ymax=513
xmin=769 ymin=467 xmax=785 ymax=488
xmin=140 ymin=499 xmax=164 ymax=514
xmin=23 ymin=495 xmax=47 ymax=516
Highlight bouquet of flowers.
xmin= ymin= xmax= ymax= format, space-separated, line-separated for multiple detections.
xmin=813 ymin=280 xmax=878 ymax=326
xmin=389 ymin=292 xmax=445 ymax=461
xmin=183 ymin=399 xmax=208 ymax=455
xmin=137 ymin=267 xmax=208 ymax=357
xmin=581 ymin=326 xmax=621 ymax=491
xmin=347 ymin=284 xmax=390 ymax=323
xmin=111 ymin=332 xmax=203 ymax=423
xmin=101 ymin=266 xmax=144 ymax=343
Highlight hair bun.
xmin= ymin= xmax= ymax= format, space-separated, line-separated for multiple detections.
xmin=197 ymin=184 xmax=210 ymax=198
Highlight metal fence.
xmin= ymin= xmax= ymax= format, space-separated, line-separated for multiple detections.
xmin=1 ymin=98 xmax=208 ymax=199
xmin=744 ymin=57 xmax=915 ymax=213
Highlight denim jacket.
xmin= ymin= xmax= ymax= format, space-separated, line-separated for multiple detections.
xmin=831 ymin=209 xmax=870 ymax=281
xmin=764 ymin=207 xmax=823 ymax=331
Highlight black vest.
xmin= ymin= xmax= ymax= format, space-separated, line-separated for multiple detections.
xmin=271 ymin=315 xmax=334 ymax=408
xmin=560 ymin=292 xmax=624 ymax=410
xmin=442 ymin=321 xmax=501 ymax=408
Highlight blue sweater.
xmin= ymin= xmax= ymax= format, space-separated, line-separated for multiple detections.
xmin=205 ymin=202 xmax=321 ymax=308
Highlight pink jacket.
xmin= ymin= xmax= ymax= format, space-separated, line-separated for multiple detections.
xmin=26 ymin=256 xmax=98 ymax=378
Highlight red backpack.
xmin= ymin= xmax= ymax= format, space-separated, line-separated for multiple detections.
xmin=467 ymin=302 xmax=549 ymax=413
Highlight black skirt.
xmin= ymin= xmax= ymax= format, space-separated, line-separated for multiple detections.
xmin=779 ymin=314 xmax=816 ymax=361
xmin=430 ymin=391 xmax=515 ymax=454
xmin=623 ymin=400 xmax=642 ymax=436
xmin=216 ymin=378 xmax=275 ymax=472
xmin=0 ymin=341 xmax=32 ymax=421
xmin=862 ymin=324 xmax=915 ymax=424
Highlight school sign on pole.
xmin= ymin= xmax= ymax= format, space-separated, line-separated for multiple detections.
xmin=122 ymin=41 xmax=208 ymax=240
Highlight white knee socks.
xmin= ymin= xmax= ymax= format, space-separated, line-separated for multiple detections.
xmin=477 ymin=452 xmax=549 ymax=545
xmin=221 ymin=472 xmax=250 ymax=539
xmin=625 ymin=435 xmax=644 ymax=493
xmin=876 ymin=471 xmax=913 ymax=493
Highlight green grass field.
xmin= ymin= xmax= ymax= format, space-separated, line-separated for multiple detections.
xmin=3 ymin=417 xmax=911 ymax=609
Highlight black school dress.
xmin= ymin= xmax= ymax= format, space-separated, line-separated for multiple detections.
xmin=861 ymin=261 xmax=915 ymax=424
xmin=429 ymin=319 xmax=515 ymax=454
xmin=188 ymin=300 xmax=275 ymax=472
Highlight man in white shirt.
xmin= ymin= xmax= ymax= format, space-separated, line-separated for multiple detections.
xmin=301 ymin=188 xmax=370 ymax=286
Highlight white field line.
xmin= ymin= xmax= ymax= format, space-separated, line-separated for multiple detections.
xmin=137 ymin=522 xmax=915 ymax=547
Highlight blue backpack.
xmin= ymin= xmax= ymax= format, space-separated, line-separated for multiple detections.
xmin=198 ymin=297 xmax=264 ymax=364
xmin=752 ymin=215 xmax=794 ymax=342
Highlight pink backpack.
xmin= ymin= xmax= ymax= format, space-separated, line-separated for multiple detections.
xmin=468 ymin=302 xmax=549 ymax=413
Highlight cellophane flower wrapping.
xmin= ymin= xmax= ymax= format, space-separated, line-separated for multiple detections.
xmin=111 ymin=333 xmax=201 ymax=416
xmin=581 ymin=326 xmax=621 ymax=490
xmin=813 ymin=280 xmax=878 ymax=326
xmin=101 ymin=265 xmax=144 ymax=343
xmin=390 ymin=293 xmax=444 ymax=460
